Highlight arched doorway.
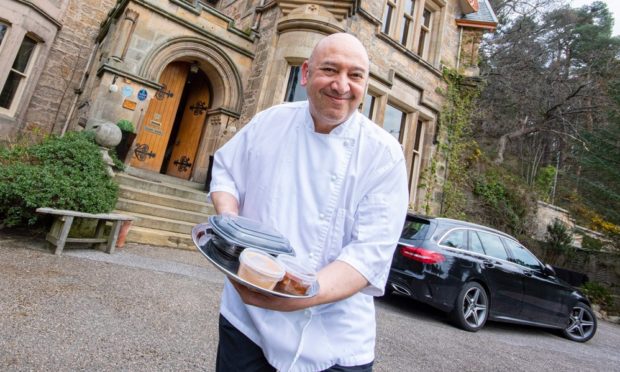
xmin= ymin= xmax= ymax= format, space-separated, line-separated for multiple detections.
xmin=130 ymin=60 xmax=211 ymax=180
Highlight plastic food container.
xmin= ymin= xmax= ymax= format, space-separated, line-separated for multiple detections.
xmin=238 ymin=248 xmax=285 ymax=290
xmin=274 ymin=255 xmax=317 ymax=296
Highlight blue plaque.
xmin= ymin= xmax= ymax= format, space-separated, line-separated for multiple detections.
xmin=137 ymin=88 xmax=148 ymax=101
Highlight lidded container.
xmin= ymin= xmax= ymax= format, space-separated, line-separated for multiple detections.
xmin=275 ymin=255 xmax=317 ymax=296
xmin=238 ymin=248 xmax=285 ymax=290
xmin=208 ymin=215 xmax=294 ymax=260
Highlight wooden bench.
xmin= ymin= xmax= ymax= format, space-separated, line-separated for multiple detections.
xmin=36 ymin=207 xmax=136 ymax=255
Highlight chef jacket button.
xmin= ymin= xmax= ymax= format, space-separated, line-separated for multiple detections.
xmin=331 ymin=174 xmax=337 ymax=182
xmin=319 ymin=213 xmax=325 ymax=220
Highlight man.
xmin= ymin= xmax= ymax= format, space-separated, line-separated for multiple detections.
xmin=210 ymin=33 xmax=409 ymax=371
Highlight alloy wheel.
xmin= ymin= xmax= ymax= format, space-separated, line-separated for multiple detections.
xmin=462 ymin=286 xmax=488 ymax=328
xmin=564 ymin=304 xmax=596 ymax=342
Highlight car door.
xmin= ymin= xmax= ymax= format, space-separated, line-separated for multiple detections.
xmin=503 ymin=238 xmax=570 ymax=327
xmin=473 ymin=231 xmax=524 ymax=319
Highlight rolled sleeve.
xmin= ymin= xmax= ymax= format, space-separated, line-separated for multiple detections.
xmin=337 ymin=157 xmax=409 ymax=296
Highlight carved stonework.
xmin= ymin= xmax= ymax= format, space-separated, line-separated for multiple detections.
xmin=275 ymin=1 xmax=355 ymax=21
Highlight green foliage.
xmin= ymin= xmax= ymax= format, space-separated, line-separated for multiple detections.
xmin=545 ymin=219 xmax=574 ymax=253
xmin=580 ymin=281 xmax=614 ymax=311
xmin=472 ymin=169 xmax=532 ymax=235
xmin=581 ymin=234 xmax=605 ymax=251
xmin=0 ymin=131 xmax=119 ymax=227
xmin=116 ymin=119 xmax=136 ymax=133
xmin=436 ymin=69 xmax=479 ymax=219
xmin=535 ymin=165 xmax=556 ymax=203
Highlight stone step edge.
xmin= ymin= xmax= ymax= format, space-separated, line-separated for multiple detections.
xmin=114 ymin=173 xmax=207 ymax=195
xmin=118 ymin=184 xmax=212 ymax=207
xmin=113 ymin=210 xmax=204 ymax=227
xmin=116 ymin=197 xmax=213 ymax=220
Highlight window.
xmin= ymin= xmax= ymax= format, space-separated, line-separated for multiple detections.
xmin=400 ymin=218 xmax=429 ymax=240
xmin=409 ymin=119 xmax=424 ymax=187
xmin=284 ymin=66 xmax=307 ymax=102
xmin=383 ymin=103 xmax=406 ymax=142
xmin=475 ymin=231 xmax=509 ymax=261
xmin=503 ymin=238 xmax=541 ymax=270
xmin=361 ymin=93 xmax=376 ymax=119
xmin=400 ymin=0 xmax=416 ymax=45
xmin=0 ymin=23 xmax=7 ymax=48
xmin=0 ymin=35 xmax=37 ymax=110
xmin=440 ymin=229 xmax=467 ymax=250
xmin=380 ymin=0 xmax=443 ymax=62
xmin=382 ymin=0 xmax=397 ymax=34
xmin=417 ymin=8 xmax=432 ymax=58
xmin=469 ymin=230 xmax=486 ymax=254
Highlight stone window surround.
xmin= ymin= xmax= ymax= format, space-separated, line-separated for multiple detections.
xmin=0 ymin=34 xmax=40 ymax=116
xmin=363 ymin=80 xmax=433 ymax=207
xmin=379 ymin=0 xmax=447 ymax=67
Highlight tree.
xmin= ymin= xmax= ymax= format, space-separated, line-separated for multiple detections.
xmin=478 ymin=2 xmax=620 ymax=196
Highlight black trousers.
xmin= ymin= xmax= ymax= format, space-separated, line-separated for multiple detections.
xmin=216 ymin=314 xmax=373 ymax=372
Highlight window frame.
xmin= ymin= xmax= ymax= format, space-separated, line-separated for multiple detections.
xmin=0 ymin=33 xmax=39 ymax=114
xmin=283 ymin=65 xmax=307 ymax=103
xmin=380 ymin=0 xmax=445 ymax=64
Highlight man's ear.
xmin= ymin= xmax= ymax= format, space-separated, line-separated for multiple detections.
xmin=300 ymin=60 xmax=309 ymax=86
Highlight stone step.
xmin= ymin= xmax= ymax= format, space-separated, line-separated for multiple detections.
xmin=118 ymin=186 xmax=215 ymax=214
xmin=125 ymin=226 xmax=195 ymax=251
xmin=124 ymin=165 xmax=205 ymax=190
xmin=116 ymin=210 xmax=198 ymax=235
xmin=114 ymin=173 xmax=208 ymax=202
xmin=116 ymin=198 xmax=211 ymax=224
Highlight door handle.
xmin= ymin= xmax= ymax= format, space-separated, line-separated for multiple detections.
xmin=523 ymin=271 xmax=533 ymax=277
xmin=483 ymin=261 xmax=495 ymax=268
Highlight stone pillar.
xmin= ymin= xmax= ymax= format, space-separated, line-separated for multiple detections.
xmin=192 ymin=109 xmax=239 ymax=184
xmin=110 ymin=9 xmax=139 ymax=62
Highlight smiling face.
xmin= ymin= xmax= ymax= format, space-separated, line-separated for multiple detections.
xmin=301 ymin=33 xmax=370 ymax=134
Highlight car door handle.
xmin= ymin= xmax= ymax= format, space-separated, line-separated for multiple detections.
xmin=483 ymin=261 xmax=495 ymax=268
xmin=523 ymin=271 xmax=533 ymax=277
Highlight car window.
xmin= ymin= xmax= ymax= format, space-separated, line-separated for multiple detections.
xmin=440 ymin=229 xmax=467 ymax=249
xmin=475 ymin=231 xmax=509 ymax=260
xmin=469 ymin=230 xmax=486 ymax=254
xmin=401 ymin=219 xmax=429 ymax=240
xmin=503 ymin=238 xmax=541 ymax=270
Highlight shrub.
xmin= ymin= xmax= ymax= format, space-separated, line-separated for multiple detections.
xmin=116 ymin=119 xmax=136 ymax=133
xmin=580 ymin=281 xmax=614 ymax=311
xmin=0 ymin=131 xmax=119 ymax=227
xmin=545 ymin=219 xmax=573 ymax=253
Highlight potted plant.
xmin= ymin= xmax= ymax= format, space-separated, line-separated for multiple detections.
xmin=115 ymin=119 xmax=136 ymax=161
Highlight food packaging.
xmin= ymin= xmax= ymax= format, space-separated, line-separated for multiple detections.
xmin=208 ymin=215 xmax=294 ymax=260
xmin=274 ymin=254 xmax=317 ymax=296
xmin=238 ymin=248 xmax=285 ymax=290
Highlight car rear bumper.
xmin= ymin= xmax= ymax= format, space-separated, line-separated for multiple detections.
xmin=387 ymin=268 xmax=453 ymax=312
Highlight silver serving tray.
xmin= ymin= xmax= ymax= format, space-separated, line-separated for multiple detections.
xmin=192 ymin=222 xmax=319 ymax=299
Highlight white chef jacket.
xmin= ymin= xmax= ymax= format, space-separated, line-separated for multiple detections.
xmin=209 ymin=101 xmax=409 ymax=372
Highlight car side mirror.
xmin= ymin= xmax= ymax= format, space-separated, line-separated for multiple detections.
xmin=543 ymin=264 xmax=556 ymax=276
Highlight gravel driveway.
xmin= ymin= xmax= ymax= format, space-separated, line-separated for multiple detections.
xmin=1 ymin=233 xmax=619 ymax=371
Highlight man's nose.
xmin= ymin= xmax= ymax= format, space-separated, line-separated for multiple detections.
xmin=330 ymin=73 xmax=350 ymax=95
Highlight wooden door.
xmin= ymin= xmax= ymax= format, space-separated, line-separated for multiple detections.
xmin=130 ymin=61 xmax=189 ymax=171
xmin=165 ymin=77 xmax=210 ymax=179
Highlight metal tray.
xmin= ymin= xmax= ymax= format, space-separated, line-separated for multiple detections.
xmin=192 ymin=222 xmax=319 ymax=299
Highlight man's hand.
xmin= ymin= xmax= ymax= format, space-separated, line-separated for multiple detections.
xmin=231 ymin=260 xmax=369 ymax=311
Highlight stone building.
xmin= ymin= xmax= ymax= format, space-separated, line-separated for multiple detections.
xmin=1 ymin=0 xmax=496 ymax=246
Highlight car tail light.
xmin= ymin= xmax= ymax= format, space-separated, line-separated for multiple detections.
xmin=400 ymin=245 xmax=445 ymax=264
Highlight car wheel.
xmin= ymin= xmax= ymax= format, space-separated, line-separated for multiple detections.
xmin=451 ymin=282 xmax=489 ymax=332
xmin=561 ymin=302 xmax=597 ymax=342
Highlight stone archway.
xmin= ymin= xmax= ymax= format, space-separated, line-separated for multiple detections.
xmin=138 ymin=37 xmax=243 ymax=183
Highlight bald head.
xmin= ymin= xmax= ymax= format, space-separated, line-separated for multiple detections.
xmin=301 ymin=33 xmax=370 ymax=133
xmin=308 ymin=33 xmax=370 ymax=75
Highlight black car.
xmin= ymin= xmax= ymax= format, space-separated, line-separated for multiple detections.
xmin=386 ymin=214 xmax=597 ymax=342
